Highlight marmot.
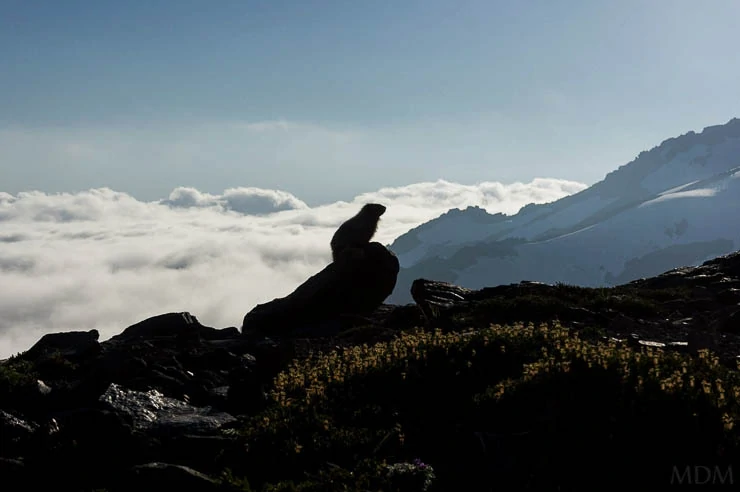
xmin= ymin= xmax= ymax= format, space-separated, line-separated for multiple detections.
xmin=330 ymin=203 xmax=386 ymax=262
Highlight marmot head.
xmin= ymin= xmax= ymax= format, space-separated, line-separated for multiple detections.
xmin=361 ymin=203 xmax=386 ymax=218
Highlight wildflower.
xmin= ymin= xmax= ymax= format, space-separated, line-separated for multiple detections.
xmin=384 ymin=460 xmax=436 ymax=492
xmin=722 ymin=413 xmax=734 ymax=431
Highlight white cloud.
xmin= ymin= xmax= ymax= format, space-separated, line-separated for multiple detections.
xmin=0 ymin=178 xmax=585 ymax=358
xmin=162 ymin=186 xmax=309 ymax=215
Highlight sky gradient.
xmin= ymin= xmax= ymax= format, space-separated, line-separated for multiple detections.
xmin=2 ymin=0 xmax=739 ymax=204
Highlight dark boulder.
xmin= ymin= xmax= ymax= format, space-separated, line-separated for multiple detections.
xmin=23 ymin=329 xmax=100 ymax=360
xmin=242 ymin=241 xmax=400 ymax=336
xmin=118 ymin=462 xmax=225 ymax=492
xmin=111 ymin=312 xmax=239 ymax=343
xmin=0 ymin=458 xmax=27 ymax=489
xmin=98 ymin=383 xmax=237 ymax=436
xmin=0 ymin=409 xmax=37 ymax=458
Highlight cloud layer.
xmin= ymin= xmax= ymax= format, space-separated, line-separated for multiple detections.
xmin=0 ymin=178 xmax=586 ymax=357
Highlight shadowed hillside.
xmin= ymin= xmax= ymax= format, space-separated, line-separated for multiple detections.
xmin=2 ymin=250 xmax=740 ymax=491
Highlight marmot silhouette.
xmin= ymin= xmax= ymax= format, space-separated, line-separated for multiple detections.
xmin=330 ymin=203 xmax=386 ymax=262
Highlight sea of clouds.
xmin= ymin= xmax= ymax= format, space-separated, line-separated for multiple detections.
xmin=0 ymin=177 xmax=586 ymax=358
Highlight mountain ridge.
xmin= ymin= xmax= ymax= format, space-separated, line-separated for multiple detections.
xmin=388 ymin=117 xmax=740 ymax=304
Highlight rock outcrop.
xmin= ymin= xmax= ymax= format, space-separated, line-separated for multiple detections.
xmin=411 ymin=250 xmax=740 ymax=362
xmin=2 ymin=250 xmax=740 ymax=490
xmin=242 ymin=241 xmax=400 ymax=337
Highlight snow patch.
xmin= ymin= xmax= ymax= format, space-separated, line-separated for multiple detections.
xmin=640 ymin=188 xmax=718 ymax=207
xmin=640 ymin=138 xmax=740 ymax=194
xmin=501 ymin=195 xmax=617 ymax=240
xmin=658 ymin=180 xmax=701 ymax=196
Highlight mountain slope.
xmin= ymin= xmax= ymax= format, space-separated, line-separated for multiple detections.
xmin=388 ymin=118 xmax=740 ymax=304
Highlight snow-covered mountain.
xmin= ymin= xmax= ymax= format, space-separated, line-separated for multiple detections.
xmin=387 ymin=118 xmax=740 ymax=304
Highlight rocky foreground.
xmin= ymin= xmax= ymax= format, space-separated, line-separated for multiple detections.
xmin=2 ymin=251 xmax=740 ymax=491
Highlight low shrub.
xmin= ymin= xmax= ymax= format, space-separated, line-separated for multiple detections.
xmin=227 ymin=322 xmax=740 ymax=490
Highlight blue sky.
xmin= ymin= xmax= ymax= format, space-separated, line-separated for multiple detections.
xmin=2 ymin=0 xmax=739 ymax=204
